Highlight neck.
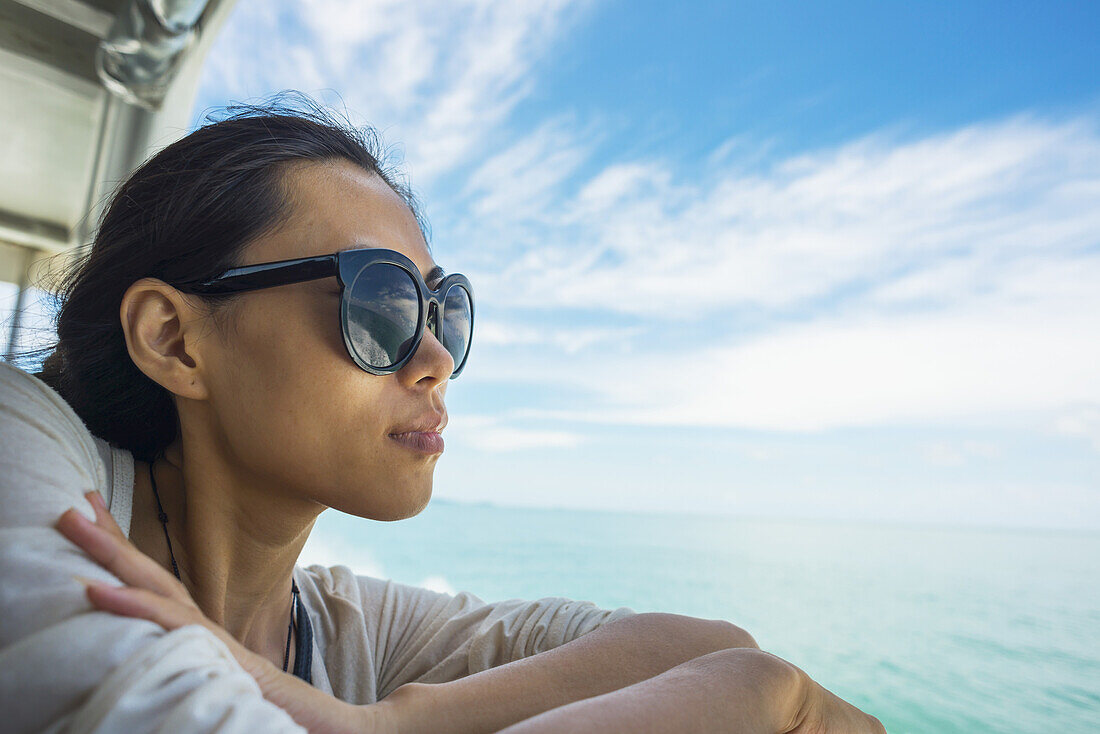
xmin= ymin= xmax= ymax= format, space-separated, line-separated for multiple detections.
xmin=132 ymin=438 xmax=321 ymax=668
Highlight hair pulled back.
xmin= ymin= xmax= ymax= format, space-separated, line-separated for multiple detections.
xmin=21 ymin=92 xmax=425 ymax=462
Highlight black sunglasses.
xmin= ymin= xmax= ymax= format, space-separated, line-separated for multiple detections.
xmin=173 ymin=248 xmax=474 ymax=379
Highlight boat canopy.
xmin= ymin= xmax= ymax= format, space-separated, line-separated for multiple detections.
xmin=1 ymin=0 xmax=237 ymax=358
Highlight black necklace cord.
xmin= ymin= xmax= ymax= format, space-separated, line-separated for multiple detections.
xmin=283 ymin=581 xmax=302 ymax=672
xmin=148 ymin=457 xmax=181 ymax=581
xmin=282 ymin=620 xmax=293 ymax=673
xmin=148 ymin=456 xmax=299 ymax=675
xmin=290 ymin=581 xmax=313 ymax=683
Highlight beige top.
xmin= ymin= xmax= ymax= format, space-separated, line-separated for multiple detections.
xmin=0 ymin=361 xmax=637 ymax=733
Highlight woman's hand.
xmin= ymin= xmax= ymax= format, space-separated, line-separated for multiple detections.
xmin=57 ymin=491 xmax=271 ymax=680
xmin=55 ymin=491 xmax=884 ymax=734
xmin=56 ymin=491 xmax=395 ymax=734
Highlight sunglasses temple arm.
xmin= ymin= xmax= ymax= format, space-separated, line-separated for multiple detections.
xmin=178 ymin=256 xmax=339 ymax=294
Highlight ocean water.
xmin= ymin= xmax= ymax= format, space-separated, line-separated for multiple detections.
xmin=304 ymin=500 xmax=1100 ymax=733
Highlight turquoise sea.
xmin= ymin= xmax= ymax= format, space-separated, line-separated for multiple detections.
xmin=306 ymin=500 xmax=1100 ymax=733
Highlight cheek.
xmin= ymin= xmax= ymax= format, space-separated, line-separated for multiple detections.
xmin=208 ymin=302 xmax=391 ymax=481
xmin=206 ymin=303 xmax=435 ymax=518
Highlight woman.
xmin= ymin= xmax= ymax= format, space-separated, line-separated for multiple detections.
xmin=0 ymin=97 xmax=884 ymax=732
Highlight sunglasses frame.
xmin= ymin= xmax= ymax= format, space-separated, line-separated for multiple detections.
xmin=173 ymin=247 xmax=474 ymax=379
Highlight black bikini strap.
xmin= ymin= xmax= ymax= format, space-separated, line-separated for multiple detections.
xmin=290 ymin=578 xmax=313 ymax=684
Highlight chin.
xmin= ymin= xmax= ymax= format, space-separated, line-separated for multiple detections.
xmin=349 ymin=481 xmax=434 ymax=522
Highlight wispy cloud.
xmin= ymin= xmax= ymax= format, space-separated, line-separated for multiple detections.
xmin=464 ymin=116 xmax=592 ymax=222
xmin=448 ymin=414 xmax=582 ymax=452
xmin=483 ymin=253 xmax=1100 ymax=432
xmin=466 ymin=114 xmax=1100 ymax=316
xmin=459 ymin=114 xmax=1100 ymax=434
xmin=190 ymin=2 xmax=1100 ymax=504
xmin=198 ymin=0 xmax=593 ymax=183
xmin=476 ymin=319 xmax=642 ymax=354
xmin=1055 ymin=405 xmax=1100 ymax=452
xmin=922 ymin=440 xmax=1003 ymax=467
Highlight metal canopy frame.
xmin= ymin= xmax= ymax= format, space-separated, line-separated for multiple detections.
xmin=0 ymin=0 xmax=239 ymax=359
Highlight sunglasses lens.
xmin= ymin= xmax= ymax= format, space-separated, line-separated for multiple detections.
xmin=441 ymin=285 xmax=473 ymax=370
xmin=346 ymin=263 xmax=420 ymax=369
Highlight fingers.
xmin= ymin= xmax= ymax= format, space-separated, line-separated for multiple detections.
xmin=79 ymin=579 xmax=226 ymax=645
xmin=57 ymin=500 xmax=186 ymax=601
xmin=78 ymin=579 xmax=266 ymax=678
xmin=79 ymin=580 xmax=201 ymax=630
xmin=87 ymin=490 xmax=126 ymax=540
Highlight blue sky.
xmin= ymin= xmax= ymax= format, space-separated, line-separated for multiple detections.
xmin=194 ymin=0 xmax=1100 ymax=529
xmin=6 ymin=0 xmax=1096 ymax=529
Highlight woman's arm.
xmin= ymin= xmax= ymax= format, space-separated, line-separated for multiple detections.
xmin=488 ymin=647 xmax=882 ymax=734
xmin=378 ymin=639 xmax=884 ymax=734
xmin=355 ymin=571 xmax=751 ymax=702
xmin=0 ymin=363 xmax=309 ymax=733
xmin=380 ymin=612 xmax=760 ymax=733
xmin=489 ymin=648 xmax=794 ymax=733
xmin=61 ymin=491 xmax=884 ymax=734
xmin=59 ymin=491 xmax=392 ymax=734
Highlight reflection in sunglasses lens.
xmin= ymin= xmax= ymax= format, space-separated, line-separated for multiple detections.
xmin=442 ymin=285 xmax=472 ymax=370
xmin=347 ymin=264 xmax=419 ymax=368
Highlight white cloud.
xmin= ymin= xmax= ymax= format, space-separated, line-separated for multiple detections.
xmin=476 ymin=319 xmax=642 ymax=354
xmin=469 ymin=115 xmax=1100 ymax=318
xmin=496 ymin=268 xmax=1100 ymax=431
xmin=199 ymin=0 xmax=593 ymax=182
xmin=923 ymin=440 xmax=1003 ymax=467
xmin=464 ymin=117 xmax=591 ymax=221
xmin=1055 ymin=405 xmax=1100 ymax=452
xmin=449 ymin=413 xmax=582 ymax=452
xmin=193 ymin=9 xmax=1100 ymax=445
xmin=457 ymin=115 xmax=1100 ymax=432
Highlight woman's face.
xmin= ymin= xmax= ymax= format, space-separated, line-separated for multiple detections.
xmin=192 ymin=159 xmax=453 ymax=521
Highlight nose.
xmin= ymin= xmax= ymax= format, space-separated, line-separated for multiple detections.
xmin=399 ymin=302 xmax=454 ymax=387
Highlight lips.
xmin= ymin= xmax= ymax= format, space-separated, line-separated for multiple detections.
xmin=389 ymin=431 xmax=445 ymax=454
xmin=389 ymin=411 xmax=447 ymax=436
xmin=388 ymin=410 xmax=447 ymax=455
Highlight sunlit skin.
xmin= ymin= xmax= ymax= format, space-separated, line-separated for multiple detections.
xmin=118 ymin=159 xmax=453 ymax=673
xmin=57 ymin=157 xmax=886 ymax=734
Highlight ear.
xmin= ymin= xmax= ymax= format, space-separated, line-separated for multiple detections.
xmin=119 ymin=278 xmax=214 ymax=401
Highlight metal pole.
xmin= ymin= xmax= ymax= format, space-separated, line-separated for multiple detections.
xmin=3 ymin=246 xmax=38 ymax=362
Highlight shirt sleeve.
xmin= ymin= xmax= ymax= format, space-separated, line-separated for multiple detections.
xmin=0 ymin=362 xmax=306 ymax=733
xmin=358 ymin=572 xmax=638 ymax=700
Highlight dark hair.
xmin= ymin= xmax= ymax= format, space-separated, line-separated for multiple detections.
xmin=12 ymin=92 xmax=427 ymax=462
